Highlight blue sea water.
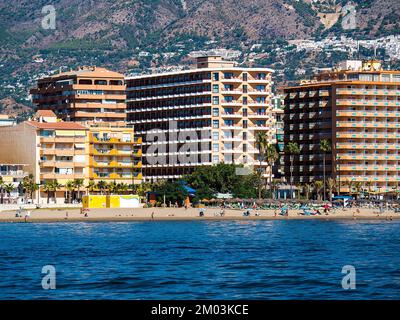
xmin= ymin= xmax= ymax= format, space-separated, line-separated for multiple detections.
xmin=1 ymin=220 xmax=400 ymax=300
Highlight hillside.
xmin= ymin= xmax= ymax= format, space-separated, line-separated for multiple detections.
xmin=0 ymin=0 xmax=399 ymax=118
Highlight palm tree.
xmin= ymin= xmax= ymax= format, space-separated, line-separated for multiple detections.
xmin=109 ymin=181 xmax=118 ymax=195
xmin=0 ymin=177 xmax=4 ymax=204
xmin=118 ymin=183 xmax=129 ymax=194
xmin=313 ymin=180 xmax=324 ymax=201
xmin=366 ymin=181 xmax=373 ymax=199
xmin=392 ymin=181 xmax=400 ymax=200
xmin=3 ymin=183 xmax=15 ymax=203
xmin=65 ymin=180 xmax=75 ymax=204
xmin=255 ymin=132 xmax=268 ymax=199
xmin=326 ymin=178 xmax=336 ymax=202
xmin=73 ymin=178 xmax=84 ymax=201
xmin=345 ymin=179 xmax=355 ymax=196
xmin=86 ymin=181 xmax=96 ymax=195
xmin=265 ymin=144 xmax=279 ymax=198
xmin=43 ymin=181 xmax=54 ymax=204
xmin=136 ymin=182 xmax=152 ymax=197
xmin=43 ymin=180 xmax=62 ymax=204
xmin=285 ymin=142 xmax=300 ymax=199
xmin=22 ymin=175 xmax=39 ymax=204
xmin=320 ymin=139 xmax=331 ymax=201
xmin=97 ymin=180 xmax=107 ymax=195
xmin=304 ymin=183 xmax=313 ymax=200
xmin=354 ymin=181 xmax=363 ymax=200
xmin=270 ymin=179 xmax=280 ymax=200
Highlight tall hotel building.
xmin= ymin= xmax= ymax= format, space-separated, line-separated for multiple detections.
xmin=30 ymin=66 xmax=126 ymax=123
xmin=283 ymin=60 xmax=400 ymax=193
xmin=126 ymin=56 xmax=275 ymax=181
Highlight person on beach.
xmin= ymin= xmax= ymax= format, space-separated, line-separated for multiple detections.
xmin=24 ymin=211 xmax=30 ymax=222
xmin=151 ymin=211 xmax=154 ymax=220
xmin=65 ymin=211 xmax=68 ymax=220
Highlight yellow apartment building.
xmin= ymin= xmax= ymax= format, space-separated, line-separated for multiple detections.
xmin=88 ymin=124 xmax=142 ymax=185
xmin=283 ymin=60 xmax=400 ymax=195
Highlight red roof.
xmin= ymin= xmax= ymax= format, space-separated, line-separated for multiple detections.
xmin=35 ymin=110 xmax=57 ymax=117
xmin=26 ymin=121 xmax=88 ymax=130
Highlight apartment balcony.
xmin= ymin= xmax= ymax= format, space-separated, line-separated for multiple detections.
xmin=126 ymin=103 xmax=212 ymax=113
xmin=134 ymin=137 xmax=142 ymax=144
xmin=339 ymin=175 xmax=400 ymax=182
xmin=336 ymin=100 xmax=400 ymax=107
xmin=220 ymin=77 xmax=243 ymax=83
xmin=336 ymin=142 xmax=399 ymax=150
xmin=248 ymin=101 xmax=269 ymax=107
xmin=247 ymin=113 xmax=270 ymax=119
xmin=336 ymin=121 xmax=400 ymax=129
xmin=221 ymin=100 xmax=242 ymax=106
xmin=92 ymin=135 xmax=135 ymax=144
xmin=340 ymin=165 xmax=398 ymax=171
xmin=336 ymin=132 xmax=400 ymax=139
xmin=221 ymin=89 xmax=242 ymax=95
xmin=221 ymin=136 xmax=242 ymax=142
xmin=336 ymin=88 xmax=400 ymax=96
xmin=126 ymin=91 xmax=212 ymax=102
xmin=40 ymin=173 xmax=85 ymax=180
xmin=126 ymin=79 xmax=211 ymax=91
xmin=221 ymin=125 xmax=242 ymax=131
xmin=248 ymin=90 xmax=271 ymax=96
xmin=221 ymin=112 xmax=242 ymax=118
xmin=338 ymin=154 xmax=400 ymax=160
xmin=336 ymin=110 xmax=400 ymax=118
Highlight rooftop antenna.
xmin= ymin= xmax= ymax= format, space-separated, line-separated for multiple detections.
xmin=373 ymin=44 xmax=377 ymax=59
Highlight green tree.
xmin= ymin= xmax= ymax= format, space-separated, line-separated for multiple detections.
xmin=73 ymin=178 xmax=84 ymax=201
xmin=3 ymin=183 xmax=15 ymax=202
xmin=320 ymin=138 xmax=332 ymax=201
xmin=86 ymin=181 xmax=96 ymax=195
xmin=65 ymin=180 xmax=75 ymax=204
xmin=97 ymin=180 xmax=107 ymax=195
xmin=313 ymin=180 xmax=324 ymax=201
xmin=304 ymin=183 xmax=313 ymax=200
xmin=0 ymin=177 xmax=4 ymax=204
xmin=265 ymin=144 xmax=279 ymax=198
xmin=255 ymin=132 xmax=268 ymax=199
xmin=22 ymin=174 xmax=39 ymax=203
xmin=154 ymin=181 xmax=188 ymax=206
xmin=285 ymin=142 xmax=300 ymax=199
xmin=326 ymin=178 xmax=336 ymax=201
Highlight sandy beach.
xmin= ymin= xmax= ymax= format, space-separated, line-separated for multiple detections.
xmin=0 ymin=206 xmax=399 ymax=222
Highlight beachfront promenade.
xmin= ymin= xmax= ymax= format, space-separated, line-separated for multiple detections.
xmin=0 ymin=206 xmax=398 ymax=223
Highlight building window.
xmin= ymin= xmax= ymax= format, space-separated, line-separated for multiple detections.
xmin=213 ymin=108 xmax=219 ymax=116
xmin=213 ymin=143 xmax=219 ymax=152
xmin=243 ymin=120 xmax=248 ymax=128
xmin=243 ymin=132 xmax=247 ymax=140
xmin=243 ymin=73 xmax=248 ymax=81
xmin=213 ymin=155 xmax=220 ymax=163
xmin=243 ymin=144 xmax=247 ymax=152
xmin=213 ymin=73 xmax=219 ymax=81
xmin=256 ymin=85 xmax=266 ymax=92
xmin=243 ymin=97 xmax=247 ymax=105
xmin=258 ymin=73 xmax=266 ymax=80
xmin=224 ymin=72 xmax=233 ymax=79
xmin=243 ymin=108 xmax=247 ymax=116
xmin=213 ymin=96 xmax=219 ymax=105
xmin=212 ymin=132 xmax=219 ymax=141
xmin=243 ymin=85 xmax=248 ymax=93
xmin=213 ymin=84 xmax=219 ymax=93
xmin=213 ymin=120 xmax=219 ymax=128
